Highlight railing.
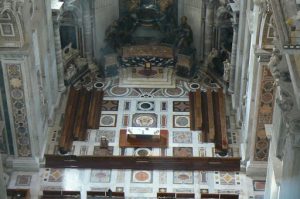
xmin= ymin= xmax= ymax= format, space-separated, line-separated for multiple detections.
xmin=284 ymin=29 xmax=300 ymax=48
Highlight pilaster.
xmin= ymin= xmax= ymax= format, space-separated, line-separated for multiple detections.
xmin=0 ymin=154 xmax=7 ymax=199
xmin=228 ymin=17 xmax=238 ymax=93
xmin=0 ymin=58 xmax=39 ymax=170
xmin=203 ymin=0 xmax=217 ymax=67
xmin=82 ymin=0 xmax=93 ymax=64
xmin=52 ymin=20 xmax=66 ymax=92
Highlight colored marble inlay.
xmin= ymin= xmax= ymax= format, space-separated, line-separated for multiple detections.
xmin=253 ymin=180 xmax=266 ymax=191
xmin=254 ymin=67 xmax=275 ymax=161
xmin=5 ymin=63 xmax=32 ymax=157
xmin=100 ymin=114 xmax=117 ymax=127
xmin=137 ymin=101 xmax=155 ymax=111
xmin=122 ymin=115 xmax=129 ymax=127
xmin=173 ymin=131 xmax=192 ymax=143
xmin=173 ymin=101 xmax=190 ymax=112
xmin=161 ymin=114 xmax=167 ymax=128
xmin=132 ymin=113 xmax=157 ymax=127
xmin=161 ymin=101 xmax=167 ymax=111
xmin=124 ymin=101 xmax=130 ymax=110
xmin=173 ymin=115 xmax=190 ymax=128
xmin=101 ymin=100 xmax=119 ymax=111
xmin=48 ymin=169 xmax=63 ymax=182
xmin=90 ymin=170 xmax=111 ymax=183
xmin=15 ymin=175 xmax=31 ymax=186
xmin=173 ymin=171 xmax=194 ymax=184
xmin=132 ymin=170 xmax=152 ymax=183
xmin=173 ymin=147 xmax=193 ymax=157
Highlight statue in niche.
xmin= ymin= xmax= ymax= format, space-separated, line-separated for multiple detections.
xmin=105 ymin=20 xmax=120 ymax=49
xmin=268 ymin=48 xmax=282 ymax=81
xmin=207 ymin=48 xmax=218 ymax=66
xmin=223 ymin=59 xmax=231 ymax=82
xmin=174 ymin=16 xmax=193 ymax=49
xmin=105 ymin=15 xmax=137 ymax=49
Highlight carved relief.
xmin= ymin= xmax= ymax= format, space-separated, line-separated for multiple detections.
xmin=0 ymin=0 xmax=25 ymax=47
xmin=4 ymin=63 xmax=32 ymax=157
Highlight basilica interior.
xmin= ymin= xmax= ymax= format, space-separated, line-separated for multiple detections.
xmin=0 ymin=0 xmax=300 ymax=198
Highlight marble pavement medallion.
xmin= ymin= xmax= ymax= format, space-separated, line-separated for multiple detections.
xmin=172 ymin=131 xmax=192 ymax=143
xmin=90 ymin=170 xmax=111 ymax=183
xmin=132 ymin=113 xmax=157 ymax=127
xmin=136 ymin=101 xmax=155 ymax=111
xmin=100 ymin=114 xmax=117 ymax=127
xmin=173 ymin=171 xmax=194 ymax=184
xmin=109 ymin=85 xmax=131 ymax=97
xmin=173 ymin=147 xmax=193 ymax=157
xmin=163 ymin=87 xmax=185 ymax=97
xmin=173 ymin=115 xmax=190 ymax=128
xmin=132 ymin=170 xmax=152 ymax=183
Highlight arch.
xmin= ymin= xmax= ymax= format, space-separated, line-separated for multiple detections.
xmin=61 ymin=4 xmax=83 ymax=25
xmin=258 ymin=12 xmax=276 ymax=50
xmin=0 ymin=9 xmax=24 ymax=47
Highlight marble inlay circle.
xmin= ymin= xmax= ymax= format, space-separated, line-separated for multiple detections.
xmin=94 ymin=82 xmax=104 ymax=89
xmin=100 ymin=115 xmax=114 ymax=126
xmin=178 ymin=174 xmax=189 ymax=180
xmin=17 ymin=126 xmax=27 ymax=134
xmin=135 ymin=148 xmax=151 ymax=156
xmin=110 ymin=85 xmax=130 ymax=96
xmin=263 ymin=81 xmax=273 ymax=92
xmin=134 ymin=171 xmax=150 ymax=182
xmin=17 ymin=136 xmax=30 ymax=145
xmin=256 ymin=139 xmax=268 ymax=149
xmin=164 ymin=87 xmax=184 ymax=97
xmin=189 ymin=83 xmax=200 ymax=90
xmin=175 ymin=116 xmax=189 ymax=127
xmin=11 ymin=89 xmax=24 ymax=99
xmin=261 ymin=93 xmax=273 ymax=104
xmin=14 ymin=101 xmax=24 ymax=109
xmin=138 ymin=102 xmax=154 ymax=111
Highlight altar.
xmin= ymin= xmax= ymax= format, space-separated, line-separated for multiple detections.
xmin=127 ymin=127 xmax=160 ymax=139
xmin=119 ymin=128 xmax=168 ymax=148
xmin=119 ymin=67 xmax=175 ymax=88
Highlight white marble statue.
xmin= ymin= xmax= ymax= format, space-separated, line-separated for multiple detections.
xmin=223 ymin=59 xmax=231 ymax=82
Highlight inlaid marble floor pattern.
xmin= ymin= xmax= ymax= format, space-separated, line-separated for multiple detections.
xmin=7 ymin=81 xmax=258 ymax=198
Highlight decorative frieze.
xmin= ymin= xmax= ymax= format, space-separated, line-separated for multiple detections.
xmin=254 ymin=66 xmax=276 ymax=161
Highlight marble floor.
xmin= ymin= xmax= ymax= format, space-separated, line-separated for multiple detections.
xmin=7 ymin=77 xmax=265 ymax=198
